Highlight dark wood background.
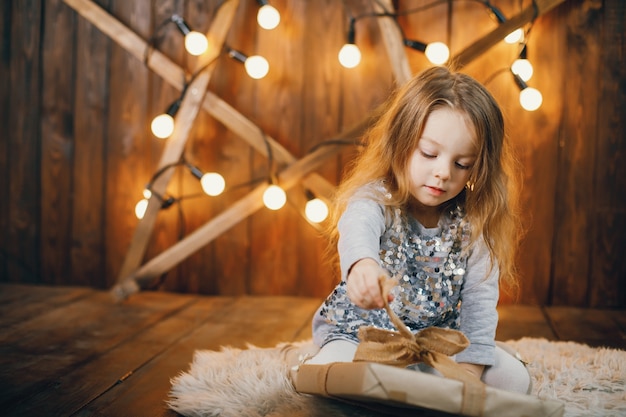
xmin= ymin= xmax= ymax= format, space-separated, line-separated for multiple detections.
xmin=0 ymin=0 xmax=624 ymax=307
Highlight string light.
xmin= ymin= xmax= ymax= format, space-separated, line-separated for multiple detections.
xmin=338 ymin=18 xmax=361 ymax=68
xmin=304 ymin=190 xmax=329 ymax=223
xmin=186 ymin=163 xmax=226 ymax=196
xmin=138 ymin=3 xmax=547 ymax=225
xmin=511 ymin=44 xmax=533 ymax=81
xmin=135 ymin=198 xmax=149 ymax=219
xmin=134 ymin=193 xmax=176 ymax=220
xmin=256 ymin=0 xmax=280 ymax=30
xmin=263 ymin=184 xmax=287 ymax=210
xmin=171 ymin=15 xmax=208 ymax=56
xmin=151 ymin=99 xmax=181 ymax=139
xmin=403 ymin=39 xmax=450 ymax=65
xmin=504 ymin=28 xmax=524 ymax=44
xmin=512 ymin=71 xmax=542 ymax=111
xmin=227 ymin=47 xmax=270 ymax=79
xmin=200 ymin=173 xmax=226 ymax=196
xmin=134 ymin=160 xmax=226 ymax=219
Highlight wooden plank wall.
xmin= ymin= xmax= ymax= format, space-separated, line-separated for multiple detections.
xmin=0 ymin=0 xmax=624 ymax=308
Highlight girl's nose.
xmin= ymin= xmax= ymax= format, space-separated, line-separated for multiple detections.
xmin=434 ymin=162 xmax=451 ymax=180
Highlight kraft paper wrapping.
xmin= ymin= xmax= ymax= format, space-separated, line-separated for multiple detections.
xmin=293 ymin=361 xmax=564 ymax=417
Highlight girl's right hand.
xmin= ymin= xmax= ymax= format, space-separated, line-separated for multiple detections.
xmin=346 ymin=258 xmax=391 ymax=309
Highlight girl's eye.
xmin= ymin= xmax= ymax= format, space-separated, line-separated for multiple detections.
xmin=420 ymin=151 xmax=436 ymax=159
xmin=455 ymin=162 xmax=472 ymax=170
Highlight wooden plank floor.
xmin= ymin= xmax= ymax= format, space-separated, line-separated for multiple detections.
xmin=0 ymin=283 xmax=624 ymax=417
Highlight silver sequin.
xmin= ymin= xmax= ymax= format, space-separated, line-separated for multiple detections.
xmin=319 ymin=205 xmax=471 ymax=343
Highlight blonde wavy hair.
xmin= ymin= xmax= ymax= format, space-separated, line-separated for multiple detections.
xmin=328 ymin=66 xmax=523 ymax=287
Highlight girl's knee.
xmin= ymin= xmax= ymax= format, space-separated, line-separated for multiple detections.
xmin=482 ymin=344 xmax=533 ymax=394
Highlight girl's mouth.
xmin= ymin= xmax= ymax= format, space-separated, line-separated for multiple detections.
xmin=425 ymin=186 xmax=445 ymax=196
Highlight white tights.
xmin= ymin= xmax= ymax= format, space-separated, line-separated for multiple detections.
xmin=306 ymin=339 xmax=532 ymax=394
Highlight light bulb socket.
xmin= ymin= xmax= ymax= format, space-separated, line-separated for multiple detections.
xmin=519 ymin=44 xmax=528 ymax=59
xmin=171 ymin=14 xmax=192 ymax=36
xmin=165 ymin=99 xmax=181 ymax=117
xmin=347 ymin=17 xmax=356 ymax=44
xmin=403 ymin=39 xmax=427 ymax=52
xmin=511 ymin=71 xmax=528 ymax=90
xmin=256 ymin=0 xmax=269 ymax=5
xmin=161 ymin=196 xmax=176 ymax=209
xmin=186 ymin=163 xmax=204 ymax=180
xmin=305 ymin=189 xmax=315 ymax=201
xmin=226 ymin=47 xmax=248 ymax=64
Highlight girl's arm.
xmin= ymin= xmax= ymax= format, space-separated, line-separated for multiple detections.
xmin=455 ymin=239 xmax=500 ymax=367
xmin=337 ymin=198 xmax=387 ymax=309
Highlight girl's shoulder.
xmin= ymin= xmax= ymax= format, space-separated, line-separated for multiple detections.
xmin=351 ymin=180 xmax=392 ymax=202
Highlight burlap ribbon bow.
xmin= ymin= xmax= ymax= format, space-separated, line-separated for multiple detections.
xmin=353 ymin=276 xmax=487 ymax=416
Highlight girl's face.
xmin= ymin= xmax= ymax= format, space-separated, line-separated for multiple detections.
xmin=407 ymin=108 xmax=477 ymax=222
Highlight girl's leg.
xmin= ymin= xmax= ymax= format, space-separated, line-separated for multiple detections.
xmin=304 ymin=340 xmax=531 ymax=394
xmin=305 ymin=339 xmax=358 ymax=364
xmin=481 ymin=343 xmax=532 ymax=394
xmin=409 ymin=344 xmax=532 ymax=394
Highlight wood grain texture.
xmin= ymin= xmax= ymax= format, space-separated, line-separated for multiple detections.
xmin=5 ymin=0 xmax=42 ymax=284
xmin=40 ymin=0 xmax=76 ymax=285
xmin=551 ymin=0 xmax=602 ymax=306
xmin=511 ymin=3 xmax=564 ymax=305
xmin=0 ymin=0 xmax=12 ymax=282
xmin=103 ymin=1 xmax=152 ymax=287
xmin=70 ymin=0 xmax=111 ymax=288
xmin=142 ymin=0 xmax=185 ymax=292
xmin=0 ymin=284 xmax=624 ymax=416
xmin=1 ymin=1 xmax=625 ymax=308
xmin=115 ymin=0 xmax=239 ymax=286
xmin=589 ymin=0 xmax=626 ymax=308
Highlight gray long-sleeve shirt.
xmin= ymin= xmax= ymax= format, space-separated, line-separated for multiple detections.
xmin=313 ymin=195 xmax=499 ymax=366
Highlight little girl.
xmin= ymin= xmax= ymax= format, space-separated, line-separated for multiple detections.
xmin=308 ymin=66 xmax=531 ymax=394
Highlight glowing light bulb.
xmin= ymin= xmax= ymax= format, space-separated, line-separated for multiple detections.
xmin=135 ymin=198 xmax=149 ymax=219
xmin=151 ymin=114 xmax=175 ymax=139
xmin=305 ymin=198 xmax=329 ymax=223
xmin=244 ymin=55 xmax=269 ymax=79
xmin=200 ymin=172 xmax=225 ymax=196
xmin=263 ymin=184 xmax=286 ymax=210
xmin=511 ymin=58 xmax=533 ymax=81
xmin=425 ymin=42 xmax=449 ymax=65
xmin=142 ymin=189 xmax=152 ymax=199
xmin=338 ymin=43 xmax=361 ymax=68
xmin=505 ymin=28 xmax=524 ymax=44
xmin=519 ymin=87 xmax=542 ymax=111
xmin=184 ymin=31 xmax=208 ymax=56
xmin=257 ymin=4 xmax=280 ymax=30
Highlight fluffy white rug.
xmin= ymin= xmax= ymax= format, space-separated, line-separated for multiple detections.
xmin=168 ymin=338 xmax=626 ymax=417
xmin=506 ymin=338 xmax=626 ymax=417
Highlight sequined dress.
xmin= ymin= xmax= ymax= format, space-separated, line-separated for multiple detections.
xmin=312 ymin=186 xmax=499 ymax=365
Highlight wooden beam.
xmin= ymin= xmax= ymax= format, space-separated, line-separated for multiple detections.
xmin=63 ymin=0 xmax=186 ymax=89
xmin=115 ymin=71 xmax=213 ymax=284
xmin=112 ymin=113 xmax=379 ymax=298
xmin=373 ymin=0 xmax=412 ymax=84
xmin=201 ymin=91 xmax=336 ymax=200
xmin=450 ymin=0 xmax=568 ymax=69
xmin=72 ymin=0 xmax=455 ymax=298
xmin=109 ymin=0 xmax=240 ymax=284
xmin=62 ymin=0 xmax=335 ymax=201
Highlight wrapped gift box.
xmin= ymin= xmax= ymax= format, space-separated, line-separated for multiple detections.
xmin=293 ymin=361 xmax=564 ymax=417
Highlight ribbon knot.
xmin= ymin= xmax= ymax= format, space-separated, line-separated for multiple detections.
xmin=353 ymin=276 xmax=483 ymax=387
